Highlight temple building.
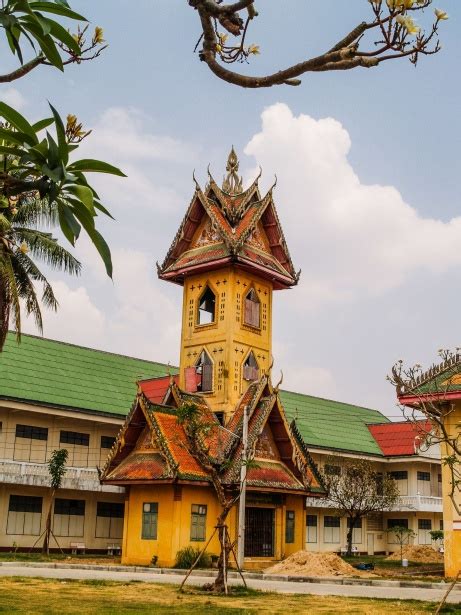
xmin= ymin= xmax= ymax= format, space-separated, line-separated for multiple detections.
xmin=100 ymin=149 xmax=325 ymax=567
xmin=395 ymin=355 xmax=461 ymax=577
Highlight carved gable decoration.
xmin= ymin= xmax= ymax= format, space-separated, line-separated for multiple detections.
xmin=254 ymin=424 xmax=280 ymax=460
xmin=193 ymin=217 xmax=221 ymax=249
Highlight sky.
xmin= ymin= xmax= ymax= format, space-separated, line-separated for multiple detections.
xmin=5 ymin=0 xmax=461 ymax=418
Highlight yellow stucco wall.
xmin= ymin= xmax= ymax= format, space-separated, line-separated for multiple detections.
xmin=441 ymin=402 xmax=461 ymax=577
xmin=179 ymin=267 xmax=273 ymax=420
xmin=121 ymin=484 xmax=306 ymax=568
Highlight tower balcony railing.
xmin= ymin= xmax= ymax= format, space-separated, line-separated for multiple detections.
xmin=0 ymin=458 xmax=124 ymax=494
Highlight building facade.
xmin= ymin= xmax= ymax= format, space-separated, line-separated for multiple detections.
xmin=396 ymin=356 xmax=461 ymax=576
xmin=100 ymin=150 xmax=324 ymax=567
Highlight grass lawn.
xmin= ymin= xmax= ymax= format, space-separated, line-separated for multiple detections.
xmin=0 ymin=577 xmax=458 ymax=615
xmin=0 ymin=552 xmax=121 ymax=565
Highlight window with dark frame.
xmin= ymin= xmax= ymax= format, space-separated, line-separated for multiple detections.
xmin=7 ymin=495 xmax=43 ymax=536
xmin=191 ymin=504 xmax=207 ymax=541
xmin=389 ymin=470 xmax=408 ymax=480
xmin=387 ymin=518 xmax=409 ymax=529
xmin=243 ymin=351 xmax=259 ymax=382
xmin=60 ymin=431 xmax=89 ymax=446
xmin=101 ymin=436 xmax=116 ymax=449
xmin=417 ymin=471 xmax=430 ymax=481
xmin=197 ymin=286 xmax=216 ymax=325
xmin=324 ymin=464 xmax=341 ymax=476
xmin=323 ymin=515 xmax=341 ymax=543
xmin=15 ymin=424 xmax=48 ymax=440
xmin=54 ymin=499 xmax=85 ymax=516
xmin=306 ymin=515 xmax=317 ymax=543
xmin=244 ymin=288 xmax=260 ymax=328
xmin=285 ymin=510 xmax=295 ymax=543
xmin=195 ymin=350 xmax=213 ymax=393
xmin=141 ymin=502 xmax=158 ymax=540
xmin=96 ymin=502 xmax=124 ymax=539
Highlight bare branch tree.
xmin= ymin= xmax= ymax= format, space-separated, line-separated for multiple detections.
xmin=319 ymin=457 xmax=399 ymax=557
xmin=188 ymin=0 xmax=447 ymax=88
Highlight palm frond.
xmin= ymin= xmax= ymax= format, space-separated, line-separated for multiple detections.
xmin=0 ymin=252 xmax=21 ymax=343
xmin=13 ymin=253 xmax=58 ymax=311
xmin=11 ymin=256 xmax=44 ymax=333
xmin=12 ymin=228 xmax=81 ymax=275
xmin=13 ymin=196 xmax=58 ymax=228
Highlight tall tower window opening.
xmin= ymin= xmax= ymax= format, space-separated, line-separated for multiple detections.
xmin=196 ymin=350 xmax=213 ymax=392
xmin=243 ymin=351 xmax=259 ymax=382
xmin=197 ymin=286 xmax=216 ymax=325
xmin=244 ymin=288 xmax=260 ymax=328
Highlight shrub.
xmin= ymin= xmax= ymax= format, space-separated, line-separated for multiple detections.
xmin=174 ymin=546 xmax=211 ymax=569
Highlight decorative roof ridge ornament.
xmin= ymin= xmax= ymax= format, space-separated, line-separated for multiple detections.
xmin=222 ymin=146 xmax=243 ymax=195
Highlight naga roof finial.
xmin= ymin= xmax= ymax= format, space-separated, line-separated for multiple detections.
xmin=222 ymin=146 xmax=243 ymax=195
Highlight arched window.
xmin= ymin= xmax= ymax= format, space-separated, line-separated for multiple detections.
xmin=243 ymin=351 xmax=259 ymax=382
xmin=196 ymin=350 xmax=213 ymax=392
xmin=244 ymin=288 xmax=260 ymax=328
xmin=197 ymin=286 xmax=216 ymax=325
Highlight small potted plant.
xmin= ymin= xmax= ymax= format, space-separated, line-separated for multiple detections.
xmin=150 ymin=555 xmax=158 ymax=568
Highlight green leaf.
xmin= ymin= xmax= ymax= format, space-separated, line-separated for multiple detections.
xmin=65 ymin=184 xmax=94 ymax=212
xmin=47 ymin=18 xmax=81 ymax=55
xmin=32 ymin=117 xmax=54 ymax=132
xmin=20 ymin=18 xmax=63 ymax=70
xmin=48 ymin=103 xmax=68 ymax=164
xmin=0 ymin=102 xmax=37 ymax=142
xmin=0 ymin=128 xmax=30 ymax=146
xmin=68 ymin=159 xmax=126 ymax=177
xmin=45 ymin=130 xmax=60 ymax=168
xmin=0 ymin=144 xmax=26 ymax=157
xmin=57 ymin=200 xmax=80 ymax=244
xmin=89 ymin=228 xmax=112 ymax=278
xmin=94 ymin=200 xmax=115 ymax=220
xmin=28 ymin=2 xmax=86 ymax=21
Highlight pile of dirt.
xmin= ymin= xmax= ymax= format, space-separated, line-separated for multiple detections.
xmin=386 ymin=545 xmax=443 ymax=563
xmin=264 ymin=551 xmax=373 ymax=577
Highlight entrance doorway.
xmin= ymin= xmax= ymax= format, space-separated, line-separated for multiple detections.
xmin=244 ymin=507 xmax=274 ymax=557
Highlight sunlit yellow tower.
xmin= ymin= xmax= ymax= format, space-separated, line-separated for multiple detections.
xmin=158 ymin=149 xmax=299 ymax=421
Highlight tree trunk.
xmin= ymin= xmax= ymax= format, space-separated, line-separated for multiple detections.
xmin=212 ymin=507 xmax=233 ymax=593
xmin=42 ymin=488 xmax=55 ymax=554
xmin=346 ymin=518 xmax=354 ymax=557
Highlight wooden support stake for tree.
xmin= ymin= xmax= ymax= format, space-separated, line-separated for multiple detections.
xmin=179 ymin=526 xmax=217 ymax=591
xmin=227 ymin=526 xmax=247 ymax=588
xmin=435 ymin=570 xmax=461 ymax=615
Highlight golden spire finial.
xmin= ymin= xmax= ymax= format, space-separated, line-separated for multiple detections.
xmin=222 ymin=146 xmax=243 ymax=195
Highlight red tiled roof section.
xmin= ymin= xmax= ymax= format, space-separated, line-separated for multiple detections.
xmin=368 ymin=421 xmax=432 ymax=457
xmin=154 ymin=413 xmax=207 ymax=478
xmin=105 ymin=452 xmax=167 ymax=481
xmin=247 ymin=460 xmax=304 ymax=490
xmin=139 ymin=376 xmax=178 ymax=404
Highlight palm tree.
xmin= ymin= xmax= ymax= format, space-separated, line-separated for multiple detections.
xmin=0 ymin=194 xmax=81 ymax=350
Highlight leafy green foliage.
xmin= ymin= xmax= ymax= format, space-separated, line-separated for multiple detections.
xmin=174 ymin=546 xmax=211 ymax=570
xmin=0 ymin=194 xmax=81 ymax=347
xmin=48 ymin=448 xmax=68 ymax=489
xmin=0 ymin=0 xmax=85 ymax=70
xmin=0 ymin=101 xmax=125 ymax=277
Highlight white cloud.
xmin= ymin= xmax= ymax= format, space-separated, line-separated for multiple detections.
xmin=2 ymin=88 xmax=26 ymax=110
xmin=244 ymin=103 xmax=461 ymax=306
xmin=22 ymin=281 xmax=105 ymax=347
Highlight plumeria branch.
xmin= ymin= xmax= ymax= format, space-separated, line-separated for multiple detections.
xmin=189 ymin=0 xmax=448 ymax=88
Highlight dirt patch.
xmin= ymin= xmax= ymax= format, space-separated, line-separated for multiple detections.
xmin=264 ymin=551 xmax=373 ymax=577
xmin=386 ymin=545 xmax=443 ymax=563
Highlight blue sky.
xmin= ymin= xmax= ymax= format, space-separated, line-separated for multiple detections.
xmin=6 ymin=0 xmax=461 ymax=417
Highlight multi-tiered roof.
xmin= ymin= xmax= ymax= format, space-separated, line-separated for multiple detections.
xmin=158 ymin=148 xmax=299 ymax=289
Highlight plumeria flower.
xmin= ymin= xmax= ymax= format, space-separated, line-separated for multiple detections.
xmin=435 ymin=8 xmax=449 ymax=20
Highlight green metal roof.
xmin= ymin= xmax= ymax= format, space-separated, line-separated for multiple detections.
xmin=0 ymin=333 xmax=175 ymax=417
xmin=0 ymin=333 xmax=389 ymax=455
xmin=280 ymin=390 xmax=389 ymax=456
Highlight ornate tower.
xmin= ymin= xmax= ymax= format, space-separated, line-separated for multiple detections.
xmin=158 ymin=149 xmax=299 ymax=421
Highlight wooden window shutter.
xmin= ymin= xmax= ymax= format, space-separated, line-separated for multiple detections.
xmin=244 ymin=298 xmax=253 ymax=325
xmin=185 ymin=367 xmax=198 ymax=392
xmin=201 ymin=363 xmax=213 ymax=392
